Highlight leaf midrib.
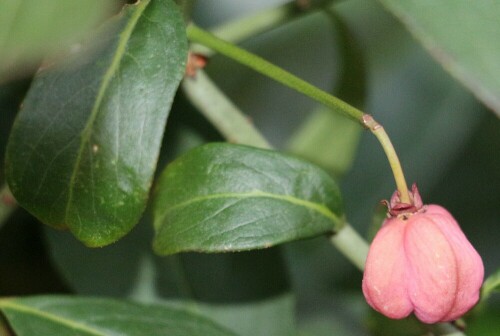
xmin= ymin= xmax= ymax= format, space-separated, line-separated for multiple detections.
xmin=65 ymin=0 xmax=150 ymax=226
xmin=0 ymin=300 xmax=105 ymax=336
xmin=157 ymin=190 xmax=343 ymax=229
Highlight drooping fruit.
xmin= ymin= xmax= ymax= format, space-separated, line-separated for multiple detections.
xmin=362 ymin=184 xmax=484 ymax=323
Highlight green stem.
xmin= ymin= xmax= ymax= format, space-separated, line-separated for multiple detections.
xmin=362 ymin=115 xmax=410 ymax=203
xmin=187 ymin=24 xmax=364 ymax=123
xmin=183 ymin=68 xmax=367 ymax=269
xmin=184 ymin=68 xmax=465 ymax=336
xmin=191 ymin=1 xmax=335 ymax=56
xmin=182 ymin=70 xmax=271 ymax=149
xmin=329 ymin=225 xmax=369 ymax=271
xmin=186 ymin=23 xmax=411 ymax=203
xmin=186 ymin=22 xmax=463 ymax=331
xmin=0 ymin=184 xmax=17 ymax=230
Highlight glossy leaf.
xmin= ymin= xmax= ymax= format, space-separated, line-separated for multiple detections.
xmin=0 ymin=296 xmax=235 ymax=336
xmin=5 ymin=0 xmax=188 ymax=246
xmin=0 ymin=0 xmax=115 ymax=81
xmin=378 ymin=0 xmax=500 ymax=117
xmin=43 ymin=126 xmax=290 ymax=305
xmin=153 ymin=143 xmax=344 ymax=255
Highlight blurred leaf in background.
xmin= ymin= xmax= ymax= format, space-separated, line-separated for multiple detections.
xmin=0 ymin=0 xmax=498 ymax=335
xmin=0 ymin=296 xmax=237 ymax=336
xmin=45 ymin=216 xmax=295 ymax=335
xmin=466 ymin=306 xmax=500 ymax=336
xmin=194 ymin=0 xmax=499 ymax=334
xmin=481 ymin=269 xmax=500 ymax=303
xmin=43 ymin=116 xmax=295 ymax=335
xmin=0 ymin=0 xmax=117 ymax=82
xmin=194 ymin=293 xmax=295 ymax=336
xmin=378 ymin=0 xmax=500 ymax=117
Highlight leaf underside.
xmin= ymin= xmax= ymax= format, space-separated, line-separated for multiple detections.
xmin=0 ymin=0 xmax=113 ymax=81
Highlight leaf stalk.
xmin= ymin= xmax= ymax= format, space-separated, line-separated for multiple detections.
xmin=182 ymin=70 xmax=271 ymax=149
xmin=186 ymin=23 xmax=411 ymax=204
xmin=183 ymin=23 xmax=467 ymax=333
xmin=362 ymin=115 xmax=410 ymax=203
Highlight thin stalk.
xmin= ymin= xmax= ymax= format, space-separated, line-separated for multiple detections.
xmin=185 ymin=68 xmax=465 ymax=336
xmin=187 ymin=24 xmax=364 ymax=123
xmin=329 ymin=225 xmax=369 ymax=271
xmin=186 ymin=24 xmax=411 ymax=202
xmin=186 ymin=22 xmax=466 ymax=334
xmin=0 ymin=184 xmax=16 ymax=229
xmin=362 ymin=115 xmax=410 ymax=203
xmin=183 ymin=69 xmax=367 ymax=270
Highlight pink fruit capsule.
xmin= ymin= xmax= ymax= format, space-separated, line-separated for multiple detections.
xmin=362 ymin=184 xmax=484 ymax=324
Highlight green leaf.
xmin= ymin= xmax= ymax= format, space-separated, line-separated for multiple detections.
xmin=0 ymin=296 xmax=236 ymax=336
xmin=43 ymin=217 xmax=155 ymax=298
xmin=366 ymin=313 xmax=426 ymax=336
xmin=196 ymin=294 xmax=296 ymax=336
xmin=296 ymin=292 xmax=370 ymax=336
xmin=5 ymin=0 xmax=188 ymax=246
xmin=43 ymin=127 xmax=290 ymax=305
xmin=157 ymin=249 xmax=290 ymax=302
xmin=466 ymin=304 xmax=500 ymax=336
xmin=377 ymin=0 xmax=500 ymax=117
xmin=153 ymin=143 xmax=344 ymax=255
xmin=0 ymin=0 xmax=114 ymax=81
xmin=0 ymin=312 xmax=13 ymax=336
xmin=481 ymin=269 xmax=500 ymax=303
xmin=45 ymin=223 xmax=290 ymax=302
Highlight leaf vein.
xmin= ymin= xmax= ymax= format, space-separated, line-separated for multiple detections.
xmin=64 ymin=0 xmax=150 ymax=225
xmin=0 ymin=301 xmax=106 ymax=336
xmin=159 ymin=190 xmax=341 ymax=228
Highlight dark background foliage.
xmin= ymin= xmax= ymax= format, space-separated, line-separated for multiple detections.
xmin=1 ymin=1 xmax=498 ymax=335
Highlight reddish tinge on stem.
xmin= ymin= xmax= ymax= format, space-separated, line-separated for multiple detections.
xmin=383 ymin=183 xmax=423 ymax=218
xmin=185 ymin=52 xmax=208 ymax=77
